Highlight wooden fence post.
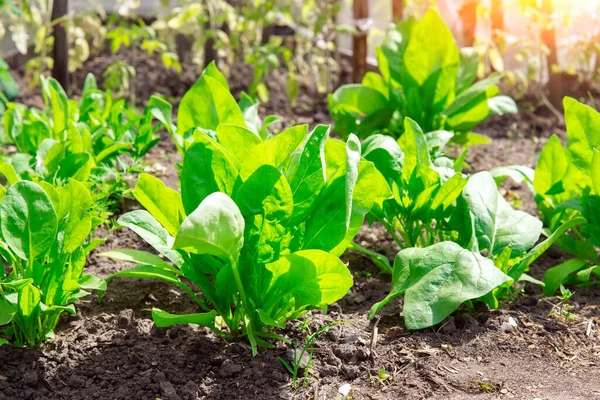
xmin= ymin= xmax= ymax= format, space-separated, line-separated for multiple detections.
xmin=541 ymin=0 xmax=563 ymax=108
xmin=51 ymin=0 xmax=69 ymax=91
xmin=352 ymin=0 xmax=368 ymax=83
xmin=459 ymin=0 xmax=479 ymax=47
xmin=392 ymin=0 xmax=403 ymax=23
xmin=491 ymin=0 xmax=504 ymax=45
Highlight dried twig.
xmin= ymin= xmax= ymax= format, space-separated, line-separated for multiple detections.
xmin=370 ymin=317 xmax=380 ymax=359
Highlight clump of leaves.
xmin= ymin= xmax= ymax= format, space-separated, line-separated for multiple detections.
xmin=529 ymin=97 xmax=600 ymax=293
xmin=363 ymin=118 xmax=577 ymax=329
xmin=328 ymin=9 xmax=517 ymax=140
xmin=2 ymin=74 xmax=169 ymax=220
xmin=102 ymin=121 xmax=390 ymax=354
xmin=0 ymin=166 xmax=105 ymax=347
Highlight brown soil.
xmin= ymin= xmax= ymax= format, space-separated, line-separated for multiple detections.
xmin=1 ymin=49 xmax=599 ymax=400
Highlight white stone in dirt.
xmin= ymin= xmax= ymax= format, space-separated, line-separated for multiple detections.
xmin=338 ymin=383 xmax=352 ymax=397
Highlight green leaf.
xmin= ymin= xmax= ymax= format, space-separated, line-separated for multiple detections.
xmin=152 ymin=308 xmax=217 ymax=328
xmin=133 ymin=173 xmax=185 ymax=237
xmin=362 ymin=134 xmax=404 ymax=186
xmin=78 ymin=275 xmax=107 ymax=291
xmin=285 ymin=125 xmax=329 ymax=224
xmin=235 ymin=165 xmax=293 ymax=265
xmin=303 ymin=135 xmax=361 ymax=251
xmin=488 ymin=95 xmax=518 ymax=115
xmin=369 ymin=242 xmax=511 ymax=329
xmin=0 ymin=298 xmax=16 ymax=325
xmin=534 ymin=134 xmax=567 ymax=197
xmin=329 ymin=84 xmax=389 ymax=115
xmin=177 ymin=70 xmax=245 ymax=134
xmin=18 ymin=284 xmax=40 ymax=318
xmin=239 ymin=125 xmax=307 ymax=180
xmin=265 ymin=249 xmax=353 ymax=309
xmin=460 ymin=171 xmax=542 ymax=257
xmin=174 ymin=192 xmax=245 ymax=260
xmin=0 ymin=162 xmax=20 ymax=185
xmin=118 ymin=210 xmax=184 ymax=266
xmin=216 ymin=123 xmax=262 ymax=164
xmin=56 ymin=180 xmax=93 ymax=253
xmin=100 ymin=249 xmax=181 ymax=275
xmin=181 ymin=136 xmax=240 ymax=215
xmin=1 ymin=181 xmax=58 ymax=261
xmin=42 ymin=77 xmax=68 ymax=135
xmin=543 ymin=259 xmax=587 ymax=296
xmin=563 ymin=97 xmax=600 ymax=191
xmin=56 ymin=152 xmax=95 ymax=182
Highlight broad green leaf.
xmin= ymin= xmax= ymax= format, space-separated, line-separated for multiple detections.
xmin=18 ymin=284 xmax=40 ymax=318
xmin=1 ymin=181 xmax=57 ymax=261
xmin=177 ymin=72 xmax=245 ymax=134
xmin=42 ymin=77 xmax=68 ymax=135
xmin=56 ymin=152 xmax=95 ymax=182
xmin=399 ymin=118 xmax=438 ymax=187
xmin=362 ymin=134 xmax=404 ymax=186
xmin=133 ymin=173 xmax=185 ymax=237
xmin=543 ymin=259 xmax=587 ymax=296
xmin=181 ymin=136 xmax=239 ymax=215
xmin=216 ymin=123 xmax=262 ymax=164
xmin=488 ymin=95 xmax=518 ymax=115
xmin=118 ymin=210 xmax=184 ymax=266
xmin=239 ymin=125 xmax=307 ymax=180
xmin=105 ymin=265 xmax=193 ymax=298
xmin=0 ymin=162 xmax=20 ymax=185
xmin=78 ymin=275 xmax=107 ymax=291
xmin=174 ymin=192 xmax=245 ymax=260
xmin=362 ymin=72 xmax=389 ymax=99
xmin=403 ymin=9 xmax=460 ymax=107
xmin=563 ymin=97 xmax=600 ymax=191
xmin=330 ymin=159 xmax=392 ymax=256
xmin=303 ymin=135 xmax=361 ymax=251
xmin=534 ymin=135 xmax=567 ymax=197
xmin=461 ymin=171 xmax=542 ymax=257
xmin=235 ymin=165 xmax=293 ymax=265
xmin=0 ymin=298 xmax=16 ymax=325
xmin=57 ymin=179 xmax=92 ymax=253
xmin=265 ymin=249 xmax=353 ymax=309
xmin=369 ymin=242 xmax=511 ymax=329
xmin=152 ymin=308 xmax=217 ymax=328
xmin=329 ymin=84 xmax=389 ymax=115
xmin=285 ymin=125 xmax=329 ymax=224
xmin=100 ymin=249 xmax=181 ymax=275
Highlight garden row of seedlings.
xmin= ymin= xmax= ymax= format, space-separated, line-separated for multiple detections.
xmin=0 ymin=11 xmax=597 ymax=357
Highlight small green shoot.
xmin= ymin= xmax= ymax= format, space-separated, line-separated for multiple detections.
xmin=278 ymin=322 xmax=342 ymax=390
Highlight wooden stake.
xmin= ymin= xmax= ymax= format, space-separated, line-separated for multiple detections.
xmin=51 ymin=0 xmax=69 ymax=91
xmin=541 ymin=0 xmax=563 ymax=108
xmin=352 ymin=0 xmax=368 ymax=83
xmin=392 ymin=0 xmax=404 ymax=23
xmin=491 ymin=0 xmax=504 ymax=46
xmin=459 ymin=0 xmax=479 ymax=47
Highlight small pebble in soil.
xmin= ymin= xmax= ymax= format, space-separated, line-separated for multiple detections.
xmin=180 ymin=380 xmax=199 ymax=399
xmin=160 ymin=380 xmax=180 ymax=399
xmin=117 ymin=309 xmax=135 ymax=328
xmin=219 ymin=359 xmax=242 ymax=377
xmin=320 ymin=364 xmax=339 ymax=377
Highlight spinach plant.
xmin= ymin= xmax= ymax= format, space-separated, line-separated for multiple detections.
xmin=172 ymin=62 xmax=280 ymax=153
xmin=363 ymin=118 xmax=577 ymax=329
xmin=0 ymin=165 xmax=105 ymax=347
xmin=368 ymin=166 xmax=577 ymax=329
xmin=328 ymin=9 xmax=517 ymax=140
xmin=529 ymin=97 xmax=600 ymax=294
xmin=2 ymin=74 xmax=168 ymax=216
xmin=102 ymin=123 xmax=390 ymax=354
